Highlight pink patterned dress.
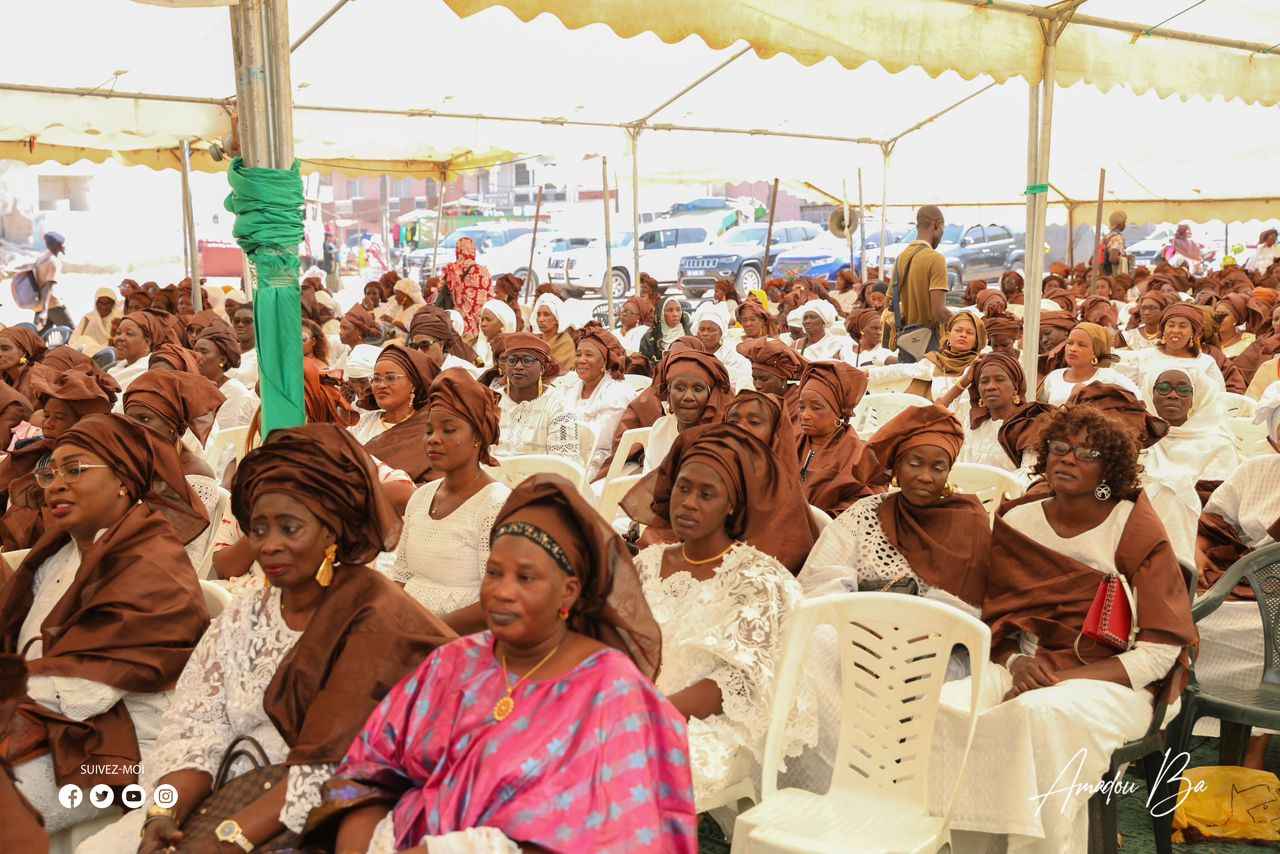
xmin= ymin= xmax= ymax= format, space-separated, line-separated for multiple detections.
xmin=442 ymin=237 xmax=493 ymax=339
xmin=307 ymin=632 xmax=697 ymax=852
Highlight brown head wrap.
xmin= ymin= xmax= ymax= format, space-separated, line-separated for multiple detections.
xmin=195 ymin=319 xmax=242 ymax=370
xmin=148 ymin=343 xmax=203 ymax=374
xmin=656 ymin=350 xmax=733 ymax=423
xmin=624 ymin=296 xmax=654 ymax=324
xmin=494 ymin=273 xmax=523 ymax=302
xmin=622 ymin=422 xmax=817 ymax=575
xmin=29 ymin=363 xmax=118 ymax=417
xmin=737 ymin=293 xmax=778 ymax=336
xmin=233 ymin=423 xmax=401 ymax=566
xmin=123 ymin=369 xmax=227 ymax=444
xmin=492 ymin=474 xmax=662 ymax=679
xmin=376 ymin=343 xmax=443 ymax=410
xmin=409 ymin=305 xmax=479 ymax=366
xmin=984 ymin=312 xmax=1021 ymax=340
xmin=57 ymin=413 xmax=207 ymax=544
xmin=183 ymin=309 xmax=222 ymax=348
xmin=1042 ymin=286 xmax=1075 ymax=312
xmin=1079 ymin=295 xmax=1118 ymax=328
xmin=0 ymin=327 xmax=47 ymax=364
xmin=1039 ymin=310 xmax=1077 ymax=334
xmin=41 ymin=346 xmax=93 ymax=372
xmin=427 ymin=368 xmax=501 ymax=465
xmin=1161 ymin=302 xmax=1205 ymax=340
xmin=714 ymin=278 xmax=738 ymax=302
xmin=303 ymin=360 xmax=357 ymax=426
xmin=120 ymin=309 xmax=181 ymax=349
xmin=501 ymin=331 xmax=560 ymax=381
xmin=1065 ymin=383 xmax=1168 ymax=448
xmin=736 ymin=338 xmax=805 ymax=381
xmin=1074 ymin=321 xmax=1120 ymax=367
xmin=798 ymin=361 xmax=868 ymax=420
xmin=576 ymin=328 xmax=626 ymax=380
xmin=974 ymin=289 xmax=1007 ymax=315
xmin=967 ymin=353 xmax=1026 ymax=429
xmin=342 ymin=304 xmax=382 ymax=341
xmin=867 ymin=402 xmax=964 ymax=473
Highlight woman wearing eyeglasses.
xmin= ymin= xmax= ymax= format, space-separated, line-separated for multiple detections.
xmin=1142 ymin=368 xmax=1240 ymax=484
xmin=352 ymin=344 xmax=442 ymax=485
xmin=493 ymin=332 xmax=580 ymax=460
xmin=932 ymin=403 xmax=1195 ymax=851
xmin=0 ymin=414 xmax=208 ymax=833
xmin=226 ymin=302 xmax=260 ymax=389
xmin=406 ymin=306 xmax=484 ymax=378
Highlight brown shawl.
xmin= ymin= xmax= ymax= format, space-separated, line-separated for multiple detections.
xmin=123 ymin=369 xmax=226 ymax=445
xmin=798 ymin=428 xmax=882 ymax=516
xmin=0 ymin=656 xmax=47 ymax=854
xmin=879 ymin=491 xmax=989 ymax=606
xmin=0 ymin=501 xmax=208 ymax=786
xmin=1196 ymin=512 xmax=1258 ymax=601
xmin=362 ymin=345 xmax=443 ymax=483
xmin=984 ymin=492 xmax=1196 ymax=700
xmin=263 ymin=566 xmax=455 ymax=765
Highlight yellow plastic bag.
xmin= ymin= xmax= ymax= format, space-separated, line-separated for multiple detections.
xmin=1172 ymin=765 xmax=1280 ymax=843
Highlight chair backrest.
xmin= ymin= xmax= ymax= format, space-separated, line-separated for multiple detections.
xmin=603 ymin=426 xmax=651 ymax=483
xmin=598 ymin=473 xmax=644 ymax=525
xmin=199 ymin=579 xmax=233 ymax=620
xmin=1 ymin=549 xmax=30 ymax=572
xmin=852 ymin=392 xmax=932 ymax=438
xmin=576 ymin=421 xmax=598 ymax=472
xmin=1193 ymin=543 xmax=1280 ymax=686
xmin=195 ymin=488 xmax=233 ymax=579
xmin=1224 ymin=392 xmax=1258 ymax=420
xmin=949 ymin=462 xmax=1025 ymax=523
xmin=496 ymin=454 xmax=587 ymax=493
xmin=623 ymin=374 xmax=653 ymax=394
xmin=809 ymin=504 xmax=831 ymax=532
xmin=1228 ymin=417 xmax=1274 ymax=459
xmin=205 ymin=425 xmax=250 ymax=479
xmin=760 ymin=593 xmax=990 ymax=826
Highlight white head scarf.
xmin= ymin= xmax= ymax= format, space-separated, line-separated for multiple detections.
xmin=1141 ymin=366 xmax=1240 ymax=482
xmin=79 ymin=287 xmax=121 ymax=346
xmin=803 ymin=300 xmax=838 ymax=327
xmin=393 ymin=278 xmax=426 ymax=307
xmin=658 ymin=296 xmax=685 ymax=347
xmin=533 ymin=292 xmax=565 ymax=327
xmin=201 ymin=284 xmax=228 ymax=319
xmin=481 ymin=299 xmax=518 ymax=336
xmin=344 ymin=344 xmax=382 ymax=380
xmin=1256 ymin=380 xmax=1280 ymax=444
xmin=693 ymin=302 xmax=730 ymax=337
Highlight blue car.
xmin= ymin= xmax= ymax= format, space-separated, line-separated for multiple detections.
xmin=769 ymin=229 xmax=895 ymax=283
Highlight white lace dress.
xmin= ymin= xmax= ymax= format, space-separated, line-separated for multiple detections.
xmin=494 ymin=391 xmax=581 ymax=459
xmin=79 ymin=587 xmax=335 ymax=852
xmin=391 ymin=480 xmax=511 ymax=615
xmin=634 ymin=542 xmax=816 ymax=809
xmin=555 ymin=374 xmax=636 ymax=480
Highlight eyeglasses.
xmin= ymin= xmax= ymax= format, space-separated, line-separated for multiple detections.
xmin=1153 ymin=381 xmax=1193 ymax=398
xmin=34 ymin=462 xmax=111 ymax=489
xmin=1047 ymin=440 xmax=1103 ymax=462
xmin=409 ymin=338 xmax=441 ymax=352
xmin=369 ymin=373 xmax=407 ymax=387
xmin=503 ymin=354 xmax=539 ymax=368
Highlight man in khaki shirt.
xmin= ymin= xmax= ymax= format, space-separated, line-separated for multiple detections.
xmin=891 ymin=205 xmax=950 ymax=360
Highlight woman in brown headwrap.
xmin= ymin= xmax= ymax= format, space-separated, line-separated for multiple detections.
xmin=108 ymin=309 xmax=180 ymax=392
xmin=952 ymin=352 xmax=1041 ymax=477
xmin=1000 ymin=270 xmax=1025 ymax=305
xmin=559 ymin=328 xmax=635 ymax=479
xmin=307 ymin=474 xmax=694 ymax=854
xmin=353 ymin=344 xmax=442 ymax=484
xmin=0 ymin=374 xmax=32 ymax=457
xmin=616 ymin=295 xmax=653 ymax=353
xmin=1213 ymin=292 xmax=1256 ymax=358
xmin=123 ymin=369 xmax=225 ymax=477
xmin=493 ymin=332 xmax=581 ymax=461
xmin=1041 ymin=321 xmax=1139 ymax=406
xmin=1033 ymin=309 xmax=1075 ymax=387
xmin=407 ymin=305 xmax=482 ymax=375
xmin=843 ymin=306 xmax=896 ymax=368
xmin=338 ymin=303 xmax=384 ymax=351
xmin=146 ymin=342 xmax=203 ymax=374
xmin=974 ymin=288 xmax=1008 ymax=318
xmin=193 ymin=320 xmax=258 ymax=431
xmin=644 ymin=349 xmax=732 ymax=475
xmin=868 ymin=312 xmax=986 ymax=402
xmin=0 ymin=362 xmax=118 ymax=552
xmin=933 ymin=404 xmax=1194 ymax=850
xmin=1125 ymin=302 xmax=1232 ymax=405
xmin=983 ymin=312 xmax=1021 ymax=357
xmin=624 ymin=424 xmax=812 ymax=808
xmin=0 ymin=327 xmax=46 ymax=404
xmin=389 ymin=369 xmax=510 ymax=632
xmin=737 ymin=291 xmax=778 ymax=341
xmin=795 ymin=361 xmax=881 ymax=516
xmin=736 ymin=337 xmax=805 ymax=423
xmin=1123 ymin=289 xmax=1175 ymax=349
xmin=105 ymin=423 xmax=453 ymax=854
xmin=0 ymin=414 xmax=208 ymax=833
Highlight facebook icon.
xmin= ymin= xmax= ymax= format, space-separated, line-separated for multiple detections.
xmin=57 ymin=784 xmax=83 ymax=810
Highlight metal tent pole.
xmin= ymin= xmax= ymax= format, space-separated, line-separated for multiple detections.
xmin=762 ymin=178 xmax=780 ymax=286
xmin=602 ymin=157 xmax=615 ymax=328
xmin=857 ymin=168 xmax=866 ymax=280
xmin=430 ymin=170 xmax=446 ymax=290
xmin=524 ymin=185 xmax=544 ymax=292
xmin=878 ymin=146 xmax=889 ymax=280
xmin=180 ymin=138 xmax=202 ymax=310
xmin=630 ymin=128 xmax=641 ymax=295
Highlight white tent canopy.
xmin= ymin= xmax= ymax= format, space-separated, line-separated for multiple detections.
xmin=2 ymin=0 xmax=1279 ymax=221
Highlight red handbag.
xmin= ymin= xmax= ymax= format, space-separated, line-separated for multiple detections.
xmin=1079 ymin=574 xmax=1138 ymax=657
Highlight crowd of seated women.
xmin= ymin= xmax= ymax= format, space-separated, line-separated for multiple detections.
xmin=0 ymin=226 xmax=1277 ymax=853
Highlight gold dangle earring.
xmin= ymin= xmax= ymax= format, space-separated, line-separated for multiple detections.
xmin=538 ymin=378 xmax=544 ymax=396
xmin=316 ymin=544 xmax=337 ymax=587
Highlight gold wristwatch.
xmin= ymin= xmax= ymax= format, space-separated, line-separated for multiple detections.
xmin=215 ymin=819 xmax=255 ymax=852
xmin=140 ymin=806 xmax=178 ymax=837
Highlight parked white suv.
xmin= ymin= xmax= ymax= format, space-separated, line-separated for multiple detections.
xmin=548 ymin=213 xmax=735 ymax=297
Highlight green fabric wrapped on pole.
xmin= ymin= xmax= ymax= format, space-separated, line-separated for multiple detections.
xmin=224 ymin=156 xmax=306 ymax=438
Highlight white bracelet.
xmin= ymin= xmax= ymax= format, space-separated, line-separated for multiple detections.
xmin=1005 ymin=651 xmax=1029 ymax=670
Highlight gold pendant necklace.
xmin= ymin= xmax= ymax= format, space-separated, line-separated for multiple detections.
xmin=493 ymin=642 xmax=561 ymax=722
xmin=681 ymin=541 xmax=736 ymax=566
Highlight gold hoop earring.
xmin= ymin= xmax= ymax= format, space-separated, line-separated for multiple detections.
xmin=942 ymin=482 xmax=955 ymax=499
xmin=1013 ymin=394 xmax=1022 ymax=404
xmin=18 ymin=356 xmax=26 ymax=366
xmin=1090 ymin=356 xmax=1099 ymax=366
xmin=316 ymin=544 xmax=337 ymax=587
xmin=890 ymin=475 xmax=899 ymax=487
xmin=505 ymin=379 xmax=511 ymax=397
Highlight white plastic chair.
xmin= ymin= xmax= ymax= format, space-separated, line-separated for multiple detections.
xmin=622 ymin=374 xmax=653 ymax=394
xmin=496 ymin=454 xmax=587 ymax=493
xmin=596 ymin=473 xmax=643 ymax=526
xmin=1224 ymin=392 xmax=1258 ymax=420
xmin=948 ymin=462 xmax=1024 ymax=523
xmin=602 ymin=426 xmax=650 ymax=484
xmin=1 ymin=548 xmax=30 ymax=573
xmin=194 ymin=488 xmax=233 ymax=579
xmin=1229 ymin=417 xmax=1274 ymax=459
xmin=204 ymin=424 xmax=250 ymax=479
xmin=809 ymin=505 xmax=831 ymax=532
xmin=731 ymin=593 xmax=990 ymax=854
xmin=199 ymin=579 xmax=233 ymax=620
xmin=852 ymin=392 xmax=932 ymax=439
xmin=49 ymin=808 xmax=123 ymax=854
xmin=576 ymin=421 xmax=598 ymax=473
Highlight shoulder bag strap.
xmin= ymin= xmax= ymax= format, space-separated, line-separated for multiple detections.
xmin=890 ymin=246 xmax=922 ymax=332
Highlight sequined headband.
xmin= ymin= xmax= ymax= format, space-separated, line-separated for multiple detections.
xmin=491 ymin=521 xmax=575 ymax=576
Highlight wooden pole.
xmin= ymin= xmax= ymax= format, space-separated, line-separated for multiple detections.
xmin=180 ymin=138 xmax=202 ymax=310
xmin=524 ymin=185 xmax=544 ymax=296
xmin=1066 ymin=203 xmax=1075 ymax=267
xmin=429 ymin=170 xmax=446 ymax=285
xmin=842 ymin=179 xmax=854 ymax=278
xmin=1089 ymin=168 xmax=1106 ymax=292
xmin=762 ymin=177 xmax=780 ymax=284
xmin=602 ymin=157 xmax=615 ymax=328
